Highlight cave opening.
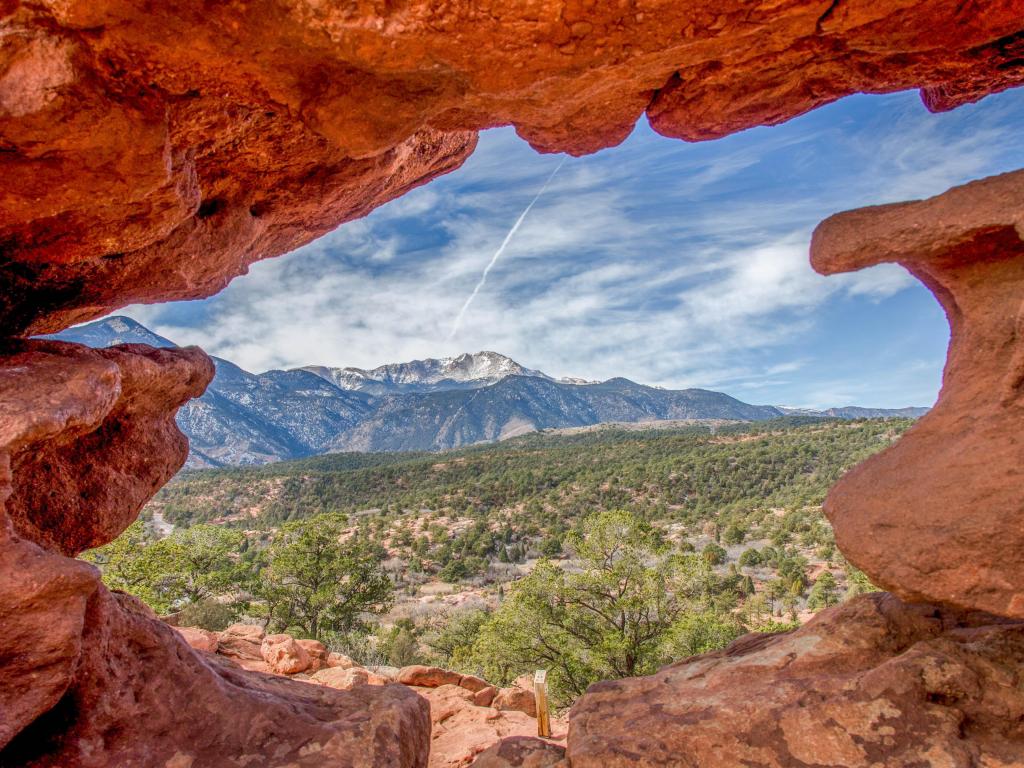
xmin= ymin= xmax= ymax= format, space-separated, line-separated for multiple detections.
xmin=3 ymin=2 xmax=1024 ymax=765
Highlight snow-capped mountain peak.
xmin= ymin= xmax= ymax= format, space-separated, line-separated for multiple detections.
xmin=300 ymin=351 xmax=552 ymax=395
xmin=42 ymin=315 xmax=176 ymax=349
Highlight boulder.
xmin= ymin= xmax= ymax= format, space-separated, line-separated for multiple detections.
xmin=459 ymin=674 xmax=490 ymax=693
xmin=398 ymin=664 xmax=464 ymax=689
xmin=472 ymin=737 xmax=567 ymax=767
xmin=176 ymin=626 xmax=219 ymax=654
xmin=568 ymin=593 xmax=1024 ymax=767
xmin=261 ymin=633 xmax=311 ymax=675
xmin=327 ymin=651 xmax=357 ymax=669
xmin=493 ymin=686 xmax=536 ymax=718
xmin=0 ymin=341 xmax=214 ymax=556
xmin=312 ymin=666 xmax=389 ymax=691
xmin=424 ymin=685 xmax=565 ymax=768
xmin=217 ymin=623 xmax=265 ymax=661
xmin=296 ymin=639 xmax=330 ymax=671
xmin=473 ymin=686 xmax=498 ymax=708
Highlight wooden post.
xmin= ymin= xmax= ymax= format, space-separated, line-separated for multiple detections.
xmin=534 ymin=669 xmax=551 ymax=738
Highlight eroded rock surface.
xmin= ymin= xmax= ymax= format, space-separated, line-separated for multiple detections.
xmin=569 ymin=593 xmax=1024 ymax=767
xmin=2 ymin=587 xmax=429 ymax=767
xmin=174 ymin=626 xmax=565 ymax=768
xmin=425 ymin=685 xmax=566 ymax=768
xmin=0 ymin=344 xmax=430 ymax=765
xmin=812 ymin=169 xmax=1024 ymax=617
xmin=471 ymin=737 xmax=566 ymax=768
xmin=2 ymin=1 xmax=1022 ymax=335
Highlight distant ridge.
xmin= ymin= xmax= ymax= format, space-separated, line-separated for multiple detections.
xmin=48 ymin=316 xmax=929 ymax=466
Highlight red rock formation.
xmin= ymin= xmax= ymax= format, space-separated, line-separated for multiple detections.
xmin=262 ymin=632 xmax=313 ymax=675
xmin=1 ymin=1 xmax=1022 ymax=335
xmin=425 ymin=685 xmax=566 ymax=768
xmin=3 ymin=587 xmax=429 ymax=767
xmin=471 ymin=737 xmax=566 ymax=768
xmin=0 ymin=344 xmax=430 ymax=765
xmin=811 ymin=169 xmax=1024 ymax=617
xmin=217 ymin=622 xmax=267 ymax=662
xmin=176 ymin=626 xmax=219 ymax=653
xmin=1 ymin=340 xmax=212 ymax=555
xmin=398 ymin=665 xmax=466 ymax=689
xmin=569 ymin=593 xmax=1024 ymax=766
xmin=171 ymin=627 xmax=566 ymax=767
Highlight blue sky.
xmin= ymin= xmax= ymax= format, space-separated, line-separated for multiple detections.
xmin=127 ymin=89 xmax=1024 ymax=409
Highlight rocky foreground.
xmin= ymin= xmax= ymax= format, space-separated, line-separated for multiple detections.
xmin=174 ymin=590 xmax=1024 ymax=768
xmin=175 ymin=623 xmax=566 ymax=768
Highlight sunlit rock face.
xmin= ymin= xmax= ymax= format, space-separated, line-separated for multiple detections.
xmin=1 ymin=1 xmax=1024 ymax=765
xmin=812 ymin=169 xmax=1024 ymax=618
xmin=569 ymin=593 xmax=1024 ymax=766
xmin=2 ymin=1 xmax=1023 ymax=335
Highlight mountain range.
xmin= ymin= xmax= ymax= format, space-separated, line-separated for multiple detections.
xmin=47 ymin=316 xmax=929 ymax=466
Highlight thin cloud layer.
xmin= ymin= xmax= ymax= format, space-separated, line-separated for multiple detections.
xmin=127 ymin=90 xmax=1024 ymax=409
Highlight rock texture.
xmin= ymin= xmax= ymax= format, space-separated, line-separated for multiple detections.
xmin=0 ymin=340 xmax=212 ymax=556
xmin=811 ymin=169 xmax=1024 ymax=617
xmin=569 ymin=593 xmax=1024 ymax=767
xmin=2 ymin=2 xmax=1023 ymax=335
xmin=398 ymin=665 xmax=466 ymax=689
xmin=2 ymin=588 xmax=430 ymax=767
xmin=471 ymin=737 xmax=567 ymax=768
xmin=262 ymin=632 xmax=313 ymax=675
xmin=425 ymin=685 xmax=566 ymax=768
xmin=172 ymin=627 xmax=566 ymax=768
xmin=0 ymin=342 xmax=430 ymax=765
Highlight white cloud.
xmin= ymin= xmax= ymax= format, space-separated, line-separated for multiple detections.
xmin=123 ymin=90 xmax=1024 ymax=408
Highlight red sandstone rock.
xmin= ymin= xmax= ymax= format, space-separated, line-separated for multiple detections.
xmin=176 ymin=626 xmax=219 ymax=654
xmin=217 ymin=622 xmax=266 ymax=661
xmin=424 ymin=685 xmax=566 ymax=768
xmin=811 ymin=169 xmax=1024 ymax=618
xmin=472 ymin=686 xmax=498 ymax=708
xmin=568 ymin=593 xmax=1024 ymax=767
xmin=471 ymin=737 xmax=567 ymax=768
xmin=492 ymin=682 xmax=536 ymax=718
xmin=1 ymin=341 xmax=213 ymax=556
xmin=0 ymin=587 xmax=430 ymax=766
xmin=398 ymin=664 xmax=465 ymax=688
xmin=458 ymin=674 xmax=490 ymax=693
xmin=327 ymin=651 xmax=357 ymax=669
xmin=0 ymin=2 xmax=1021 ymax=335
xmin=0 ymin=339 xmax=212 ymax=752
xmin=296 ymin=638 xmax=330 ymax=671
xmin=0 ymin=535 xmax=98 ymax=751
xmin=311 ymin=666 xmax=388 ymax=690
xmin=261 ymin=633 xmax=312 ymax=675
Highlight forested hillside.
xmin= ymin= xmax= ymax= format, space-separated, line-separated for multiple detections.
xmin=89 ymin=417 xmax=913 ymax=704
xmin=151 ymin=417 xmax=911 ymax=532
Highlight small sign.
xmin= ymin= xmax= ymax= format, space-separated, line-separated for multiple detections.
xmin=534 ymin=669 xmax=551 ymax=737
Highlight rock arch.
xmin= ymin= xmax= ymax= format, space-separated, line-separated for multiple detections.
xmin=1 ymin=2 xmax=1023 ymax=765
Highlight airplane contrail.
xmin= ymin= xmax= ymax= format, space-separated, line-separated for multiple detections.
xmin=447 ymin=157 xmax=566 ymax=340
